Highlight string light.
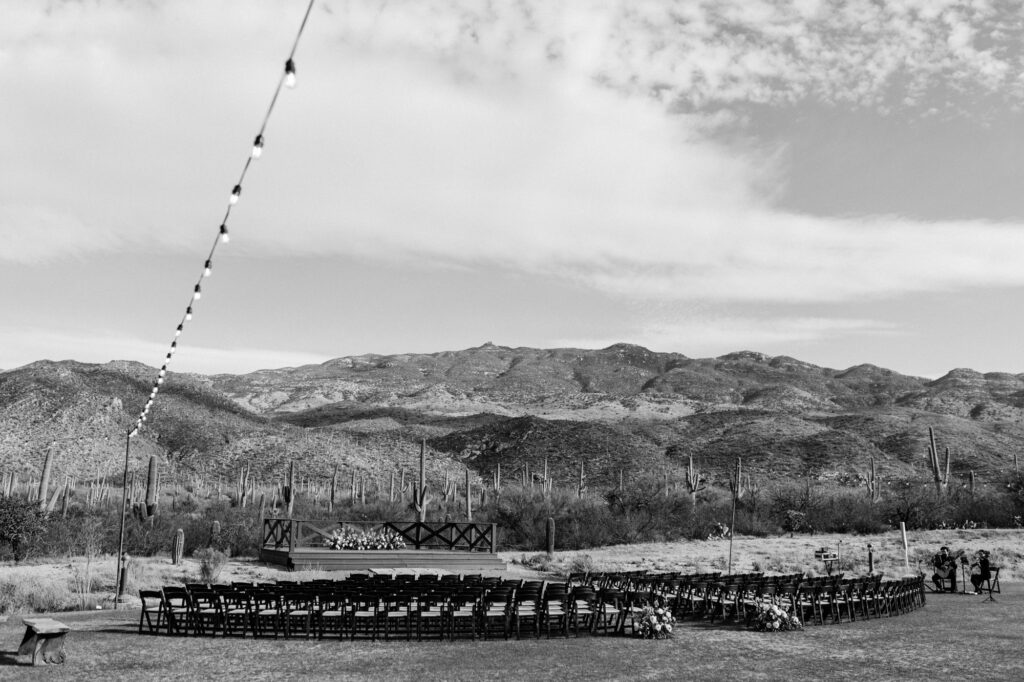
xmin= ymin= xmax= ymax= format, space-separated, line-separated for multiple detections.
xmin=129 ymin=0 xmax=315 ymax=436
xmin=285 ymin=59 xmax=297 ymax=88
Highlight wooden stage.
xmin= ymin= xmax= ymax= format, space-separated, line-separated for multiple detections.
xmin=259 ymin=518 xmax=507 ymax=572
xmin=260 ymin=547 xmax=507 ymax=572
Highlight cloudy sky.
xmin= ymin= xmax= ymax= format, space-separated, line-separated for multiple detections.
xmin=3 ymin=0 xmax=1024 ymax=378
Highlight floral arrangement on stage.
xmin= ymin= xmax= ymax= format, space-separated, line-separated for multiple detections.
xmin=324 ymin=528 xmax=406 ymax=550
xmin=634 ymin=605 xmax=675 ymax=639
xmin=752 ymin=604 xmax=803 ymax=632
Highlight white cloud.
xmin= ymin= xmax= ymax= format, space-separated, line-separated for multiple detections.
xmin=4 ymin=0 xmax=1024 ymax=310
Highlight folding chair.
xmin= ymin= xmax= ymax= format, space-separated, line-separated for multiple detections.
xmin=190 ymin=589 xmax=225 ymax=636
xmin=221 ymin=590 xmax=252 ymax=637
xmin=161 ymin=586 xmax=193 ymax=636
xmin=479 ymin=588 xmax=514 ymax=640
xmin=138 ymin=590 xmax=166 ymax=634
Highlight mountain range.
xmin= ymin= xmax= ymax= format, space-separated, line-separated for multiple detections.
xmin=2 ymin=343 xmax=1022 ymax=490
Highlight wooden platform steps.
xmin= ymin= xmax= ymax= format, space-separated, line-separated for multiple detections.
xmin=261 ymin=548 xmax=507 ymax=572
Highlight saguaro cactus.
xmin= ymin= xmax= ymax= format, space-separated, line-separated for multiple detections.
xmin=685 ymin=453 xmax=706 ymax=507
xmin=171 ymin=528 xmax=185 ymax=565
xmin=927 ymin=427 xmax=951 ymax=496
xmin=286 ymin=460 xmax=296 ymax=517
xmin=210 ymin=520 xmax=221 ymax=548
xmin=865 ymin=455 xmax=882 ymax=503
xmin=465 ymin=466 xmax=473 ymax=521
xmin=329 ymin=465 xmax=338 ymax=513
xmin=411 ymin=439 xmax=433 ymax=523
xmin=38 ymin=449 xmax=53 ymax=512
xmin=576 ymin=461 xmax=587 ymax=499
xmin=145 ymin=455 xmax=159 ymax=518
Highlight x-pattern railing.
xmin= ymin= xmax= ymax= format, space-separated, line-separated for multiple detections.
xmin=261 ymin=518 xmax=497 ymax=553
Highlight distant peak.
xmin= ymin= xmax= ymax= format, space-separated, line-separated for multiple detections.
xmin=602 ymin=343 xmax=652 ymax=353
xmin=717 ymin=350 xmax=771 ymax=363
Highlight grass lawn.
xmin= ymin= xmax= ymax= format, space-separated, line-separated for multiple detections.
xmin=0 ymin=585 xmax=1020 ymax=681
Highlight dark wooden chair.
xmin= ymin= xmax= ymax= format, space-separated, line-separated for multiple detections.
xmin=479 ymin=588 xmax=514 ymax=639
xmin=138 ymin=590 xmax=166 ymax=634
xmin=511 ymin=587 xmax=542 ymax=639
xmin=189 ymin=589 xmax=225 ymax=636
xmin=280 ymin=591 xmax=315 ymax=638
xmin=161 ymin=586 xmax=193 ymax=636
xmin=220 ymin=590 xmax=252 ymax=637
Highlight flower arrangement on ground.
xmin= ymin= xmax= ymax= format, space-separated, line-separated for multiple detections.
xmin=752 ymin=604 xmax=802 ymax=632
xmin=324 ymin=528 xmax=406 ymax=550
xmin=634 ymin=605 xmax=675 ymax=639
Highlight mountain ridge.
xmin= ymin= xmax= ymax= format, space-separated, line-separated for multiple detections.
xmin=2 ymin=344 xmax=1022 ymax=488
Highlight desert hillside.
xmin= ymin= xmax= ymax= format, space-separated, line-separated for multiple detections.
xmin=2 ymin=344 xmax=1023 ymax=488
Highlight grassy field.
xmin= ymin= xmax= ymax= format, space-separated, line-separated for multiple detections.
xmin=0 ymin=585 xmax=1020 ymax=681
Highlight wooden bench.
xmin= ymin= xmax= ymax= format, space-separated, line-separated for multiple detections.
xmin=18 ymin=617 xmax=70 ymax=665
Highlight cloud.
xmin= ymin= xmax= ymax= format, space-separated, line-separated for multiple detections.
xmin=5 ymin=0 xmax=1024 ymax=309
xmin=554 ymin=315 xmax=896 ymax=360
xmin=0 ymin=328 xmax=330 ymax=375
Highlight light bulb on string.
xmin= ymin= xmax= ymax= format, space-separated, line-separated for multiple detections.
xmin=175 ymin=324 xmax=183 ymax=337
xmin=252 ymin=134 xmax=264 ymax=158
xmin=157 ymin=377 xmax=164 ymax=385
xmin=185 ymin=307 xmax=193 ymax=321
xmin=285 ymin=59 xmax=297 ymax=88
xmin=204 ymin=260 xmax=212 ymax=277
xmin=220 ymin=224 xmax=230 ymax=244
xmin=230 ymin=185 xmax=242 ymax=204
xmin=193 ymin=284 xmax=202 ymax=301
xmin=170 ymin=340 xmax=178 ymax=354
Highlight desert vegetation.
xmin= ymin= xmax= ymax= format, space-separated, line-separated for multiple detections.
xmin=2 ymin=447 xmax=1023 ymax=615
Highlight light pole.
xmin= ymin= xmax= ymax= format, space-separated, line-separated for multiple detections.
xmin=113 ymin=429 xmax=131 ymax=608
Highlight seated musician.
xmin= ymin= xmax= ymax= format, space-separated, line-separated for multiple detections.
xmin=931 ymin=546 xmax=957 ymax=592
xmin=969 ymin=550 xmax=992 ymax=594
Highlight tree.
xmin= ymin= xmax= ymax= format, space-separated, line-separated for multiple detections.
xmin=0 ymin=497 xmax=47 ymax=562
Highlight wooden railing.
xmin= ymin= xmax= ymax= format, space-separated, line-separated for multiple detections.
xmin=261 ymin=518 xmax=498 ymax=553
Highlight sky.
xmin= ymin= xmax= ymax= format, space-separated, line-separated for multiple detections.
xmin=3 ymin=0 xmax=1024 ymax=379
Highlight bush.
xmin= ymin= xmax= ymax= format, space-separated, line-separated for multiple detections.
xmin=0 ymin=498 xmax=47 ymax=562
xmin=193 ymin=547 xmax=228 ymax=583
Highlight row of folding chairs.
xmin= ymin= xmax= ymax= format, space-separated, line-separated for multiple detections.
xmin=139 ymin=578 xmax=632 ymax=640
xmin=664 ymin=574 xmax=926 ymax=627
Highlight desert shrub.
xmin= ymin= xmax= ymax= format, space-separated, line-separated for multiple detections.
xmin=565 ymin=553 xmax=595 ymax=576
xmin=604 ymin=475 xmax=696 ymax=543
xmin=949 ymin=488 xmax=1015 ymax=528
xmin=0 ymin=497 xmax=47 ymax=562
xmin=0 ymin=574 xmax=72 ymax=615
xmin=886 ymin=479 xmax=955 ymax=529
xmin=39 ymin=509 xmax=112 ymax=558
xmin=518 ymin=552 xmax=557 ymax=572
xmin=487 ymin=488 xmax=611 ymax=550
xmin=193 ymin=547 xmax=228 ymax=583
xmin=811 ymin=488 xmax=888 ymax=534
xmin=205 ymin=506 xmax=262 ymax=557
